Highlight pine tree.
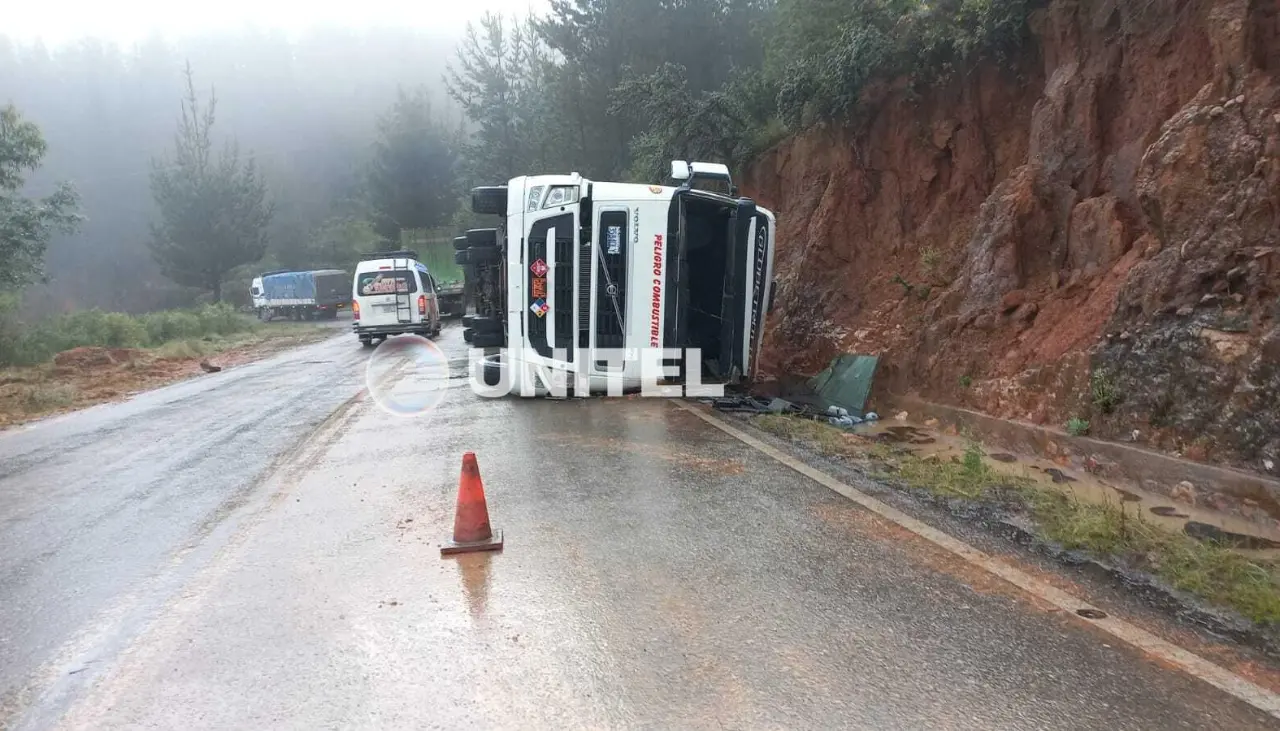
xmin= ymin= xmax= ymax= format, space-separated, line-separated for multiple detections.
xmin=148 ymin=63 xmax=273 ymax=302
xmin=367 ymin=86 xmax=459 ymax=240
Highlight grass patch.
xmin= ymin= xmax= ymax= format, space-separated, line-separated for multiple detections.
xmin=1066 ymin=417 xmax=1090 ymax=436
xmin=756 ymin=413 xmax=877 ymax=460
xmin=0 ymin=303 xmax=258 ymax=367
xmin=1037 ymin=494 xmax=1280 ymax=624
xmin=749 ymin=412 xmax=1280 ymax=625
xmin=20 ymin=383 xmax=79 ymax=410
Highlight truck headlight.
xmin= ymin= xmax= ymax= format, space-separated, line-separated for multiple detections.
xmin=543 ymin=185 xmax=579 ymax=208
xmin=526 ymin=186 xmax=545 ymax=212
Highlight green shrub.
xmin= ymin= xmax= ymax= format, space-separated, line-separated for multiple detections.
xmin=1090 ymin=369 xmax=1122 ymax=414
xmin=962 ymin=443 xmax=985 ymax=473
xmin=140 ymin=310 xmax=204 ymax=343
xmin=194 ymin=303 xmax=246 ymax=336
xmin=1066 ymin=418 xmax=1090 ymax=436
xmin=774 ymin=0 xmax=1038 ymax=130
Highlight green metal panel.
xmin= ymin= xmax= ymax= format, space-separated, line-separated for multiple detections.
xmin=808 ymin=353 xmax=879 ymax=417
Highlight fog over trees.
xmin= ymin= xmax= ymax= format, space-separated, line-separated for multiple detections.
xmin=1 ymin=1 xmax=1037 ymax=315
xmin=1 ymin=26 xmax=459 ymax=312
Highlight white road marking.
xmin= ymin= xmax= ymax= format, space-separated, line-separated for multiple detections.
xmin=676 ymin=401 xmax=1280 ymax=720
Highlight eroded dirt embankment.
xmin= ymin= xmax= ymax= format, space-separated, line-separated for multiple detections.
xmin=746 ymin=0 xmax=1280 ymax=503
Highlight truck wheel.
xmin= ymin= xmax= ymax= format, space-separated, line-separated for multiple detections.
xmin=467 ymin=246 xmax=499 ymax=265
xmin=463 ymin=328 xmax=474 ymax=343
xmin=452 ymin=236 xmax=470 ymax=251
xmin=471 ymin=332 xmax=503 ymax=348
xmin=471 ymin=186 xmax=507 ymax=216
xmin=482 ymin=353 xmax=504 ymax=387
xmin=258 ymin=307 xmax=272 ymax=322
xmin=465 ymin=228 xmax=499 ymax=247
xmin=468 ymin=316 xmax=502 ymax=334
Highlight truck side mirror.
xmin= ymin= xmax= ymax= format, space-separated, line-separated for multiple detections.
xmin=730 ymin=185 xmax=740 ymax=197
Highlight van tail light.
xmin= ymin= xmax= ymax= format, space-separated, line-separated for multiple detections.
xmin=418 ymin=295 xmax=426 ymax=315
xmin=352 ymin=300 xmax=360 ymax=321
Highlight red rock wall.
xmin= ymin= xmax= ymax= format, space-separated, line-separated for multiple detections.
xmin=746 ymin=0 xmax=1280 ymax=474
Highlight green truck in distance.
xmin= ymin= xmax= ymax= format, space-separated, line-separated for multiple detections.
xmin=402 ymin=228 xmax=466 ymax=318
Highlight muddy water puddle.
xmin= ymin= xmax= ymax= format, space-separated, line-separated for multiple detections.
xmin=854 ymin=419 xmax=1280 ymax=558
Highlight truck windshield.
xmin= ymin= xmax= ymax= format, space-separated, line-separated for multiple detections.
xmin=357 ymin=270 xmax=418 ymax=295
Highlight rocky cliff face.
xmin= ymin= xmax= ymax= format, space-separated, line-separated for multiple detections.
xmin=747 ymin=0 xmax=1280 ymax=477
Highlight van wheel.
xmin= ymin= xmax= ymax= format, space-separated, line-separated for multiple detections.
xmin=471 ymin=187 xmax=507 ymax=215
xmin=360 ymin=337 xmax=373 ymax=348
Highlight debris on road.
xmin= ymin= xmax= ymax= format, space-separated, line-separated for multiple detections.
xmin=808 ymin=353 xmax=879 ymax=417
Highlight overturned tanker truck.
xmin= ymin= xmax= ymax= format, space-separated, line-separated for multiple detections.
xmin=456 ymin=160 xmax=777 ymax=396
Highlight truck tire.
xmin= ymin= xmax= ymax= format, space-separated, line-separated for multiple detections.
xmin=467 ymin=316 xmax=502 ymax=334
xmin=452 ymin=236 xmax=470 ymax=251
xmin=471 ymin=332 xmax=503 ymax=348
xmin=471 ymin=186 xmax=507 ymax=215
xmin=465 ymin=228 xmax=499 ymax=248
xmin=482 ymin=353 xmax=503 ymax=387
xmin=454 ymin=250 xmax=469 ymax=266
xmin=463 ymin=328 xmax=474 ymax=343
xmin=468 ymin=246 xmax=499 ymax=265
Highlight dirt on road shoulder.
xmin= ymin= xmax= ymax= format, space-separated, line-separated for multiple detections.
xmin=0 ymin=323 xmax=336 ymax=429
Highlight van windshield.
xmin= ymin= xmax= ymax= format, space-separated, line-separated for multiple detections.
xmin=356 ymin=270 xmax=418 ymax=296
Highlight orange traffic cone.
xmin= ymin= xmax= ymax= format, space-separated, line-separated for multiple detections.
xmin=441 ymin=452 xmax=504 ymax=555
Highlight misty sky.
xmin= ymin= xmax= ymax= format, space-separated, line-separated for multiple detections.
xmin=8 ymin=0 xmax=546 ymax=46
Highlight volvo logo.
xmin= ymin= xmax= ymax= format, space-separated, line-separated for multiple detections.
xmin=606 ymin=283 xmax=619 ymax=296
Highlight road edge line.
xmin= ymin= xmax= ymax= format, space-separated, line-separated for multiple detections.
xmin=675 ymin=401 xmax=1280 ymax=719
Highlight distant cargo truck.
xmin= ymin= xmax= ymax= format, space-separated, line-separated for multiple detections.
xmin=250 ymin=269 xmax=349 ymax=321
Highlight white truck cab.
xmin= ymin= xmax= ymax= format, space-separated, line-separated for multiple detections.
xmin=351 ymin=250 xmax=442 ymax=347
xmin=456 ymin=160 xmax=776 ymax=396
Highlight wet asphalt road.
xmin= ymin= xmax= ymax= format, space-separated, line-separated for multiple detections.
xmin=1 ymin=324 xmax=1276 ymax=729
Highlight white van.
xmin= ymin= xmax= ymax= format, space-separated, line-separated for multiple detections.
xmin=455 ymin=160 xmax=776 ymax=396
xmin=351 ymin=250 xmax=442 ymax=347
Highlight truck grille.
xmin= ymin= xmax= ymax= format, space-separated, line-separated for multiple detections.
xmin=595 ymin=210 xmax=628 ymax=350
xmin=554 ymin=235 xmax=574 ymax=360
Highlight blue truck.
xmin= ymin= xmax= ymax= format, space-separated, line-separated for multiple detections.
xmin=249 ymin=269 xmax=349 ymax=321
